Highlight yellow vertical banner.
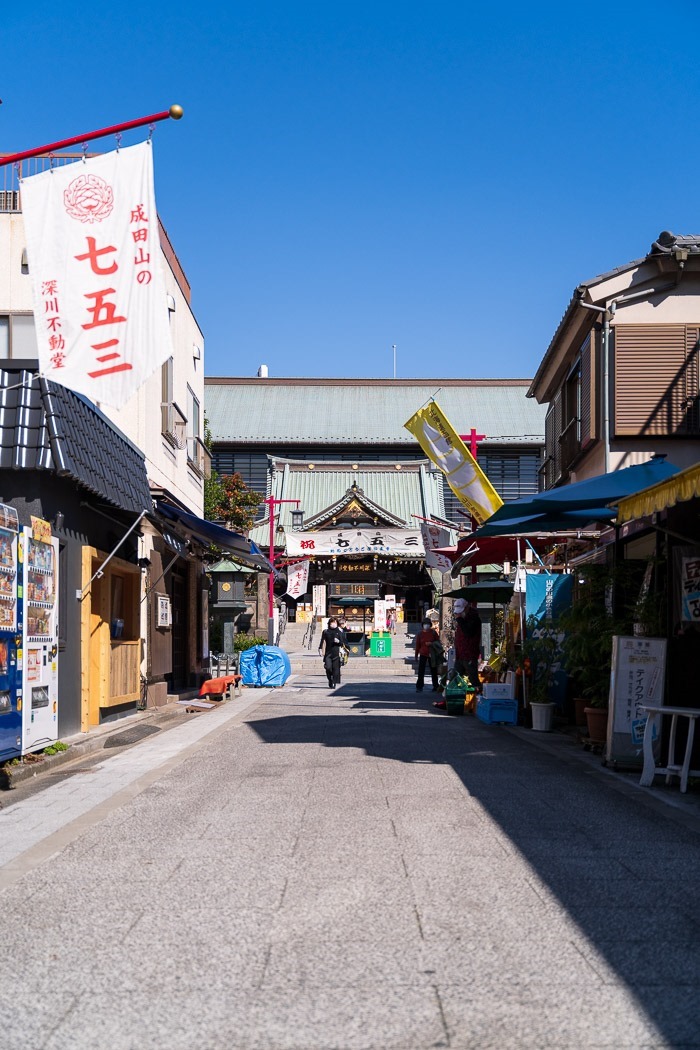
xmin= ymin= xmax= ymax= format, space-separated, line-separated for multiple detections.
xmin=404 ymin=401 xmax=503 ymax=524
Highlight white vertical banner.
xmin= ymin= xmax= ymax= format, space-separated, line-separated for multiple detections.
xmin=374 ymin=599 xmax=387 ymax=631
xmin=285 ymin=559 xmax=310 ymax=600
xmin=419 ymin=522 xmax=453 ymax=571
xmin=312 ymin=584 xmax=327 ymax=618
xmin=21 ymin=142 xmax=172 ymax=408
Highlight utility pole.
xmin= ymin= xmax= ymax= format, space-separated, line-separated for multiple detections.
xmin=392 ymin=344 xmax=396 ymax=379
xmin=459 ymin=428 xmax=487 ymax=582
xmin=264 ymin=495 xmax=299 ymax=644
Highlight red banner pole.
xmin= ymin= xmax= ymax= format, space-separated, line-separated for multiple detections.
xmin=0 ymin=105 xmax=183 ymax=168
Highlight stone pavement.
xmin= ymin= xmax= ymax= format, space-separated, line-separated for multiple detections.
xmin=2 ymin=666 xmax=700 ymax=1050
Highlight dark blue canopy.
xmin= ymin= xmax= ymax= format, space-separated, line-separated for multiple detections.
xmin=155 ymin=501 xmax=273 ymax=572
xmin=529 ymin=458 xmax=679 ymax=510
xmin=473 ymin=459 xmax=680 ymax=537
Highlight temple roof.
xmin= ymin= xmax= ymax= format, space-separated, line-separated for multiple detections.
xmin=206 ymin=378 xmax=545 ymax=446
xmin=249 ymin=457 xmax=446 ymax=547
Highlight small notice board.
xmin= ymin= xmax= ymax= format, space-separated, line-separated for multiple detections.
xmin=605 ymin=635 xmax=667 ymax=769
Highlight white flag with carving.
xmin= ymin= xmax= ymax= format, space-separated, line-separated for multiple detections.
xmin=21 ymin=142 xmax=172 ymax=407
xmin=285 ymin=559 xmax=310 ymax=601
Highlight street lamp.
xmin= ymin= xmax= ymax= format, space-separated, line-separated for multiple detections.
xmin=290 ymin=508 xmax=305 ymax=530
xmin=264 ymin=495 xmax=299 ymax=644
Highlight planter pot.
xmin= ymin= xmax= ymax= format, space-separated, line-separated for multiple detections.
xmin=530 ymin=702 xmax=556 ymax=732
xmin=584 ymin=706 xmax=608 ymax=746
xmin=574 ymin=697 xmax=588 ymax=728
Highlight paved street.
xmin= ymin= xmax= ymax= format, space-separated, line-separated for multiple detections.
xmin=2 ymin=667 xmax=700 ymax=1050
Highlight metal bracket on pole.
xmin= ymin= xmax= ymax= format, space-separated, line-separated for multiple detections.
xmin=140 ymin=550 xmax=181 ymax=604
xmin=0 ymin=105 xmax=183 ymax=169
xmin=77 ymin=510 xmax=147 ymax=601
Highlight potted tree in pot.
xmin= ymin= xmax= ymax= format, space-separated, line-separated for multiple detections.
xmin=559 ymin=565 xmax=621 ymax=746
xmin=521 ymin=616 xmax=559 ymax=731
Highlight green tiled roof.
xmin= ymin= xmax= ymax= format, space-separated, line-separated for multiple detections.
xmin=249 ymin=458 xmax=445 ymax=547
xmin=205 ymin=378 xmax=545 ymax=446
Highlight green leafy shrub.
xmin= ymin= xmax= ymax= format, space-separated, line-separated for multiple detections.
xmin=233 ymin=634 xmax=268 ymax=652
xmin=43 ymin=741 xmax=68 ymax=756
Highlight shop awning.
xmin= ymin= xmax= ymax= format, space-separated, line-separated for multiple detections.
xmin=472 ymin=506 xmax=612 ymax=538
xmin=446 ymin=580 xmax=515 ymax=604
xmin=450 ymin=535 xmax=550 ymax=574
xmin=528 ymin=457 xmax=680 ymax=511
xmin=333 ymin=597 xmax=375 ymax=607
xmin=615 ymin=461 xmax=700 ymax=524
xmin=155 ymin=502 xmax=274 ymax=572
xmin=465 ymin=459 xmax=682 ymax=542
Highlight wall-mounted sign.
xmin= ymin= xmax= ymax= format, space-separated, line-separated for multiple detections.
xmin=156 ymin=595 xmax=172 ymax=629
xmin=285 ymin=529 xmax=424 ymax=557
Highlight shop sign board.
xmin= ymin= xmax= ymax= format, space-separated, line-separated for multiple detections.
xmin=312 ymin=585 xmax=327 ymax=618
xmin=680 ymin=556 xmax=700 ymax=621
xmin=606 ymin=635 xmax=667 ymax=769
xmin=373 ymin=599 xmax=387 ymax=632
xmin=285 ymin=529 xmax=424 ymax=557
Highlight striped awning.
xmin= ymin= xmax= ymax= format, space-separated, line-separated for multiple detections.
xmin=615 ymin=462 xmax=700 ymax=523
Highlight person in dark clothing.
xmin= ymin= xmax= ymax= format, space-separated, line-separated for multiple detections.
xmin=318 ymin=617 xmax=344 ymax=688
xmin=454 ymin=599 xmax=482 ymax=692
xmin=414 ymin=619 xmax=440 ymax=692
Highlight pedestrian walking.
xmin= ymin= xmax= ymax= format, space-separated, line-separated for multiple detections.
xmin=318 ymin=617 xmax=345 ymax=688
xmin=414 ymin=618 xmax=440 ymax=692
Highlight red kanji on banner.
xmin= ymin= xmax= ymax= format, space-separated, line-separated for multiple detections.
xmin=75 ymin=237 xmax=118 ymax=276
xmin=81 ymin=289 xmax=127 ymax=330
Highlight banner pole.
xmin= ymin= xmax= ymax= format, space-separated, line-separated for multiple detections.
xmin=0 ymin=105 xmax=183 ymax=168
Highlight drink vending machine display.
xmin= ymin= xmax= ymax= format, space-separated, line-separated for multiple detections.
xmin=0 ymin=503 xmax=21 ymax=762
xmin=20 ymin=524 xmax=59 ymax=754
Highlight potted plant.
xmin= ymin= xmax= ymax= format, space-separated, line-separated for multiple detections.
xmin=559 ymin=565 xmax=622 ymax=745
xmin=521 ymin=616 xmax=559 ymax=731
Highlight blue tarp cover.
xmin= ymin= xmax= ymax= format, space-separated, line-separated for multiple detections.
xmin=239 ymin=645 xmax=291 ymax=687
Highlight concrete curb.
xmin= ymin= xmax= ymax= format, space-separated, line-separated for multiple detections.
xmin=0 ymin=681 xmax=284 ymax=791
xmin=503 ymin=721 xmax=700 ymax=836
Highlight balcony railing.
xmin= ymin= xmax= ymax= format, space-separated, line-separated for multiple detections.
xmin=1 ymin=152 xmax=100 ymax=212
xmin=559 ymin=417 xmax=581 ymax=472
xmin=161 ymin=401 xmax=187 ymax=450
xmin=187 ymin=435 xmax=212 ymax=478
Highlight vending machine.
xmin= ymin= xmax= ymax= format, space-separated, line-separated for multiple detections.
xmin=0 ymin=503 xmax=21 ymax=763
xmin=20 ymin=521 xmax=59 ymax=754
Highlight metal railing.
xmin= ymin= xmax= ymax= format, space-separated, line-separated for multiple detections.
xmin=302 ymin=617 xmax=317 ymax=650
xmin=187 ymin=436 xmax=212 ymax=478
xmin=0 ymin=152 xmax=100 ymax=211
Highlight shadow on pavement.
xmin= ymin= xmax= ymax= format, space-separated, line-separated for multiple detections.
xmin=248 ymin=691 xmax=700 ymax=1045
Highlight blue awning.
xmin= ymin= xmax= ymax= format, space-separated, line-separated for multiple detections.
xmin=528 ymin=458 xmax=680 ymax=510
xmin=473 ymin=507 xmax=613 ymax=538
xmin=155 ymin=502 xmax=273 ymax=572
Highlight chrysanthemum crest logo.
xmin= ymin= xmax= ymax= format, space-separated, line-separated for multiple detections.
xmin=63 ymin=173 xmax=114 ymax=223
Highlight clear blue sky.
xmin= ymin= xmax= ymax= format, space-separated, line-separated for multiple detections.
xmin=3 ymin=2 xmax=699 ymax=380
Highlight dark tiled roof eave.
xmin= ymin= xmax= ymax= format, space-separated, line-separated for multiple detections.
xmin=0 ymin=367 xmax=151 ymax=516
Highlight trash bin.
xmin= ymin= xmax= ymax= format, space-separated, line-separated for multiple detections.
xmin=345 ymin=631 xmax=366 ymax=657
xmin=369 ymin=633 xmax=392 ymax=658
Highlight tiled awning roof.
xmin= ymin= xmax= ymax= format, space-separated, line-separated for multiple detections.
xmin=0 ymin=366 xmax=151 ymax=515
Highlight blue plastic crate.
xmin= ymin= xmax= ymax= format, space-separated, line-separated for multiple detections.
xmin=476 ymin=696 xmax=518 ymax=726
